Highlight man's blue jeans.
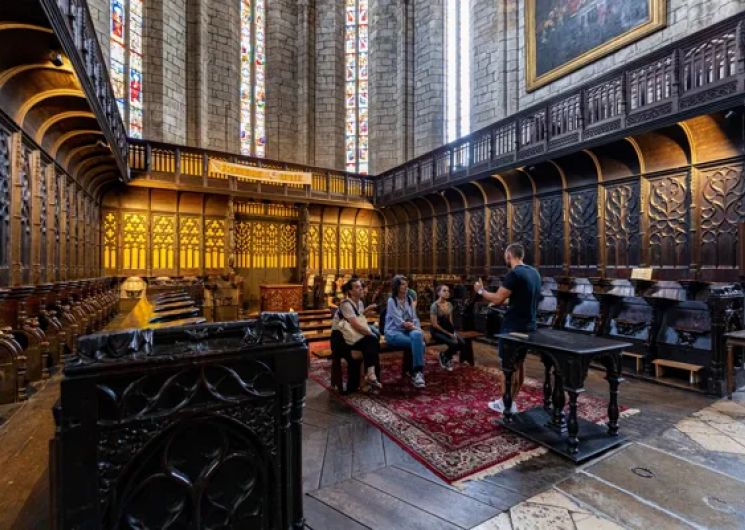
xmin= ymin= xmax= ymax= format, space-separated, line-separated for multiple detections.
xmin=385 ymin=328 xmax=425 ymax=372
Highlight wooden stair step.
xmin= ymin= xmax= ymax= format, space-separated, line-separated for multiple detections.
xmin=622 ymin=351 xmax=644 ymax=373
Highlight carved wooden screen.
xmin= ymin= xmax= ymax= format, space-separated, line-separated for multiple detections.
xmin=511 ymin=200 xmax=534 ymax=263
xmin=698 ymin=164 xmax=745 ymax=273
xmin=646 ymin=173 xmax=690 ymax=269
xmin=103 ymin=211 xmax=118 ymax=272
xmin=339 ymin=226 xmax=354 ymax=271
xmin=179 ymin=216 xmax=201 ymax=272
xmin=122 ymin=212 xmax=148 ymax=271
xmin=19 ymin=145 xmax=32 ymax=283
xmin=306 ymin=224 xmax=320 ymax=272
xmin=355 ymin=227 xmax=370 ymax=272
xmin=568 ymin=188 xmax=598 ymax=269
xmin=278 ymin=223 xmax=297 ymax=268
xmin=39 ymin=162 xmax=48 ymax=281
xmin=370 ymin=227 xmax=380 ymax=271
xmin=421 ymin=217 xmax=433 ymax=273
xmin=383 ymin=225 xmax=395 ymax=273
xmin=451 ymin=211 xmax=465 ymax=273
xmin=235 ymin=220 xmax=252 ymax=269
xmin=468 ymin=207 xmax=486 ymax=271
xmin=488 ymin=204 xmax=508 ymax=268
xmin=204 ymin=218 xmax=226 ymax=270
xmin=322 ymin=225 xmax=338 ymax=272
xmin=409 ymin=220 xmax=420 ymax=273
xmin=77 ymin=193 xmax=85 ymax=277
xmin=435 ymin=216 xmax=449 ymax=273
xmin=151 ymin=214 xmax=176 ymax=271
xmin=604 ymin=181 xmax=640 ymax=270
xmin=0 ymin=126 xmax=10 ymax=285
xmin=538 ymin=194 xmax=563 ymax=269
xmin=59 ymin=177 xmax=67 ymax=279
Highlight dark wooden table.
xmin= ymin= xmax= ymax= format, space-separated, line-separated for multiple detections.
xmin=495 ymin=329 xmax=631 ymax=463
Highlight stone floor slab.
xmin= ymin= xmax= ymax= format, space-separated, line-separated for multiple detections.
xmin=583 ymin=443 xmax=745 ymax=529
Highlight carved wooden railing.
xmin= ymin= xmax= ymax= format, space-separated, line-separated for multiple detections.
xmin=128 ymin=139 xmax=376 ymax=205
xmin=375 ymin=14 xmax=745 ymax=205
xmin=40 ymin=0 xmax=129 ymax=181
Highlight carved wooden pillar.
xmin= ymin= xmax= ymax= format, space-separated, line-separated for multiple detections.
xmin=59 ymin=179 xmax=67 ymax=280
xmin=8 ymin=133 xmax=22 ymax=286
xmin=0 ymin=125 xmax=10 ymax=287
xmin=30 ymin=151 xmax=42 ymax=284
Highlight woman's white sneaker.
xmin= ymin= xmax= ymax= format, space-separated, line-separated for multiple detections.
xmin=487 ymin=398 xmax=518 ymax=414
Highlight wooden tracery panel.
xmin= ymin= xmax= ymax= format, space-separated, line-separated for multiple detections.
xmin=604 ymin=181 xmax=640 ymax=269
xmin=38 ymin=162 xmax=48 ymax=282
xmin=322 ymin=225 xmax=338 ymax=272
xmin=451 ymin=212 xmax=465 ymax=273
xmin=488 ymin=204 xmax=508 ymax=268
xmin=409 ymin=220 xmax=420 ymax=273
xmin=421 ymin=217 xmax=433 ymax=273
xmin=204 ymin=218 xmax=226 ymax=270
xmin=179 ymin=216 xmax=201 ymax=272
xmin=122 ymin=212 xmax=148 ymax=271
xmin=306 ymin=223 xmax=320 ymax=272
xmin=151 ymin=214 xmax=176 ymax=271
xmin=355 ymin=227 xmax=370 ymax=272
xmin=698 ymin=164 xmax=745 ymax=272
xmin=468 ymin=208 xmax=486 ymax=270
xmin=539 ymin=195 xmax=563 ymax=269
xmin=103 ymin=211 xmax=118 ymax=271
xmin=339 ymin=226 xmax=354 ymax=271
xmin=511 ymin=200 xmax=534 ymax=263
xmin=568 ymin=188 xmax=598 ymax=269
xmin=435 ymin=216 xmax=449 ymax=273
xmin=370 ymin=227 xmax=380 ymax=271
xmin=646 ymin=174 xmax=690 ymax=269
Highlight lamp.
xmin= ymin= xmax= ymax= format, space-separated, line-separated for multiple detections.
xmin=121 ymin=276 xmax=146 ymax=299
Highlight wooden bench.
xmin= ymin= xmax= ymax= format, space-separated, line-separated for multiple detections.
xmin=622 ymin=351 xmax=644 ymax=373
xmin=652 ymin=358 xmax=704 ymax=385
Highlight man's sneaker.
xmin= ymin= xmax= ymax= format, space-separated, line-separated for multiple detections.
xmin=487 ymin=398 xmax=518 ymax=414
xmin=412 ymin=372 xmax=426 ymax=388
xmin=439 ymin=352 xmax=454 ymax=372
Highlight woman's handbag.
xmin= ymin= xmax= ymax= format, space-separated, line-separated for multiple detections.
xmin=334 ymin=300 xmax=370 ymax=346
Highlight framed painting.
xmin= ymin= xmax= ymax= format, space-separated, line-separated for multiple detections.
xmin=525 ymin=0 xmax=667 ymax=91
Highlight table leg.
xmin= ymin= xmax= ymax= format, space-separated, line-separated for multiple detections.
xmin=605 ymin=354 xmax=621 ymax=436
xmin=502 ymin=344 xmax=515 ymax=423
xmin=567 ymin=390 xmax=579 ymax=455
xmin=552 ymin=371 xmax=566 ymax=430
xmin=541 ymin=355 xmax=552 ymax=411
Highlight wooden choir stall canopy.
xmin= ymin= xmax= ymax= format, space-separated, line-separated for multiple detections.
xmin=260 ymin=284 xmax=304 ymax=312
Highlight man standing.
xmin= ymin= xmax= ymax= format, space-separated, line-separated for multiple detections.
xmin=474 ymin=243 xmax=541 ymax=414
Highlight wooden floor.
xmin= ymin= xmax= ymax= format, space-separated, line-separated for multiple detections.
xmin=0 ymin=341 xmax=719 ymax=530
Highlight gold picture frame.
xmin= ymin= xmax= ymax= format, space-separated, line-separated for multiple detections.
xmin=525 ymin=0 xmax=667 ymax=92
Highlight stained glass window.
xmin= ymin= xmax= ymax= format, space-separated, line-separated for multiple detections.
xmin=110 ymin=0 xmax=143 ymax=138
xmin=240 ymin=0 xmax=266 ymax=157
xmin=445 ymin=0 xmax=470 ymax=143
xmin=345 ymin=0 xmax=368 ymax=174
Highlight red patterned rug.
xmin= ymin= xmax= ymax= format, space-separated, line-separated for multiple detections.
xmin=309 ymin=351 xmax=637 ymax=484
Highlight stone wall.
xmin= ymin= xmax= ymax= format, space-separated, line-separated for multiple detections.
xmin=413 ymin=0 xmax=445 ymax=157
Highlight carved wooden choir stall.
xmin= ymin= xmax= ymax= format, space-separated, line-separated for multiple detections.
xmin=51 ymin=314 xmax=308 ymax=530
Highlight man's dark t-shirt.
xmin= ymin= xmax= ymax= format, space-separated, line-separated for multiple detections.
xmin=501 ymin=264 xmax=542 ymax=331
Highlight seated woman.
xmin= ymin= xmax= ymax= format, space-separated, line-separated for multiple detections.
xmin=429 ymin=284 xmax=465 ymax=371
xmin=384 ymin=275 xmax=427 ymax=388
xmin=331 ymin=278 xmax=382 ymax=392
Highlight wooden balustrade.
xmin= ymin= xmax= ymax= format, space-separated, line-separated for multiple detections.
xmin=128 ymin=140 xmax=375 ymax=207
xmin=375 ymin=14 xmax=745 ymax=205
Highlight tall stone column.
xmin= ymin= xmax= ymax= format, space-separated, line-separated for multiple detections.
xmin=296 ymin=0 xmax=316 ymax=166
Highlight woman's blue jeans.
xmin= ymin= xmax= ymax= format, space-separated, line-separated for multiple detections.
xmin=385 ymin=329 xmax=425 ymax=372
